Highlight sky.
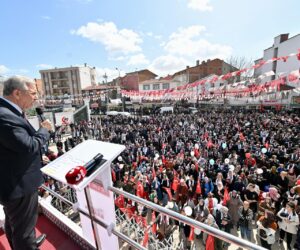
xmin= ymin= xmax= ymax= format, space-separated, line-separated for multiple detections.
xmin=0 ymin=0 xmax=299 ymax=83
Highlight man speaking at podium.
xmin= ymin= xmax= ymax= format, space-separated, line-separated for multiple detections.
xmin=0 ymin=76 xmax=52 ymax=249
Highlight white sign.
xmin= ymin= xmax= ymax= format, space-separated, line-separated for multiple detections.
xmin=55 ymin=111 xmax=74 ymax=126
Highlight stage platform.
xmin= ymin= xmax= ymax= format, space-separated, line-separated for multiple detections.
xmin=0 ymin=215 xmax=82 ymax=250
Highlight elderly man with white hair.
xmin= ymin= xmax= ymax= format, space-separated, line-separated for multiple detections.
xmin=0 ymin=76 xmax=52 ymax=249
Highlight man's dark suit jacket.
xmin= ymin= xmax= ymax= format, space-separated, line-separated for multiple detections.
xmin=0 ymin=98 xmax=50 ymax=203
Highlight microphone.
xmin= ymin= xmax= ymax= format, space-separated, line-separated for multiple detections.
xmin=65 ymin=153 xmax=103 ymax=185
xmin=84 ymin=153 xmax=103 ymax=172
xmin=36 ymin=107 xmax=46 ymax=122
xmin=65 ymin=166 xmax=87 ymax=185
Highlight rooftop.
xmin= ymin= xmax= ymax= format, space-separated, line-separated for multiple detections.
xmin=82 ymin=85 xmax=117 ymax=91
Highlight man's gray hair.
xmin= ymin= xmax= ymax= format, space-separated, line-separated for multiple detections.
xmin=3 ymin=76 xmax=35 ymax=96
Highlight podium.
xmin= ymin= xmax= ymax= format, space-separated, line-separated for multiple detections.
xmin=41 ymin=140 xmax=125 ymax=250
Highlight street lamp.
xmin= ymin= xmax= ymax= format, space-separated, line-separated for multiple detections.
xmin=116 ymin=68 xmax=125 ymax=111
xmin=103 ymin=72 xmax=108 ymax=84
xmin=115 ymin=67 xmax=120 ymax=78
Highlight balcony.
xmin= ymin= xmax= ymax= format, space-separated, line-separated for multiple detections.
xmin=53 ymin=85 xmax=69 ymax=89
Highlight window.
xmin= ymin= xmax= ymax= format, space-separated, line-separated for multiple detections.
xmin=153 ymin=84 xmax=160 ymax=90
xmin=143 ymin=84 xmax=150 ymax=90
xmin=162 ymin=83 xmax=170 ymax=89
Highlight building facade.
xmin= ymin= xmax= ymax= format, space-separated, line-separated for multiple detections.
xmin=34 ymin=79 xmax=44 ymax=97
xmin=254 ymin=33 xmax=300 ymax=83
xmin=138 ymin=78 xmax=181 ymax=92
xmin=120 ymin=69 xmax=157 ymax=90
xmin=81 ymin=85 xmax=118 ymax=97
xmin=40 ymin=64 xmax=97 ymax=98
xmin=173 ymin=59 xmax=236 ymax=84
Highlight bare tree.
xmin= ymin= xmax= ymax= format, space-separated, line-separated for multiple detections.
xmin=225 ymin=56 xmax=254 ymax=83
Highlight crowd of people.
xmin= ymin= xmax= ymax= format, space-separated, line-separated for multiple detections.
xmin=46 ymin=109 xmax=300 ymax=250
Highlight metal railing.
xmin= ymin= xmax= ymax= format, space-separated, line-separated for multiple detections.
xmin=41 ymin=185 xmax=147 ymax=250
xmin=41 ymin=184 xmax=266 ymax=250
xmin=109 ymin=186 xmax=266 ymax=250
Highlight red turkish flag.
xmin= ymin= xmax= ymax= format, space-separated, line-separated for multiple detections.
xmin=206 ymin=235 xmax=215 ymax=250
xmin=163 ymin=187 xmax=173 ymax=201
xmin=196 ymin=180 xmax=202 ymax=194
xmin=280 ymin=56 xmax=289 ymax=62
xmin=142 ymin=231 xmax=149 ymax=247
xmin=222 ymin=187 xmax=229 ymax=206
xmin=151 ymin=211 xmax=157 ymax=234
xmin=188 ymin=227 xmax=194 ymax=241
xmin=159 ymin=165 xmax=163 ymax=173
xmin=162 ymin=155 xmax=166 ymax=165
xmin=172 ymin=176 xmax=179 ymax=192
xmin=137 ymin=181 xmax=144 ymax=198
xmin=120 ymin=207 xmax=134 ymax=219
xmin=115 ymin=195 xmax=125 ymax=208
xmin=136 ymin=215 xmax=148 ymax=228
xmin=111 ymin=169 xmax=116 ymax=182
xmin=132 ymin=162 xmax=137 ymax=170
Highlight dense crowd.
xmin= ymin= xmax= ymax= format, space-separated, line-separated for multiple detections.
xmin=46 ymin=109 xmax=300 ymax=250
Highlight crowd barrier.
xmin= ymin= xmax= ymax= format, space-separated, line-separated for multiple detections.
xmin=41 ymin=184 xmax=267 ymax=250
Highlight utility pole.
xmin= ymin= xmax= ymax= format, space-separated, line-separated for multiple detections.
xmin=116 ymin=67 xmax=125 ymax=111
xmin=103 ymin=72 xmax=108 ymax=84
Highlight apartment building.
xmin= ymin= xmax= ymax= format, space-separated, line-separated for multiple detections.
xmin=138 ymin=78 xmax=181 ymax=92
xmin=173 ymin=59 xmax=236 ymax=84
xmin=254 ymin=33 xmax=300 ymax=82
xmin=40 ymin=64 xmax=97 ymax=97
xmin=120 ymin=69 xmax=157 ymax=90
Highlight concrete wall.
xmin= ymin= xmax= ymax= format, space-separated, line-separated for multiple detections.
xmin=78 ymin=67 xmax=93 ymax=89
xmin=261 ymin=47 xmax=274 ymax=83
xmin=138 ymin=80 xmax=180 ymax=91
xmin=277 ymin=34 xmax=300 ymax=77
xmin=255 ymin=34 xmax=300 ymax=83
